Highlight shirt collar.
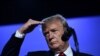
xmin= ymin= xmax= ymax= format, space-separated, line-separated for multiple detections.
xmin=55 ymin=45 xmax=73 ymax=56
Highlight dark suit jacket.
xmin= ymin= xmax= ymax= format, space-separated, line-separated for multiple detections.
xmin=1 ymin=33 xmax=93 ymax=56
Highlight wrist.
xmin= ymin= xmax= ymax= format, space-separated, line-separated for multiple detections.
xmin=15 ymin=30 xmax=25 ymax=38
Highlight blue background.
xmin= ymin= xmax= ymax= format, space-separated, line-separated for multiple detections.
xmin=0 ymin=16 xmax=100 ymax=56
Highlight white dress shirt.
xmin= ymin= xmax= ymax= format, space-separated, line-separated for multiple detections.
xmin=55 ymin=46 xmax=73 ymax=56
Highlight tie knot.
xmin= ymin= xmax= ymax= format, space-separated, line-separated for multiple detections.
xmin=59 ymin=52 xmax=66 ymax=56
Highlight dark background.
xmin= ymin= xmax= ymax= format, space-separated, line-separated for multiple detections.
xmin=0 ymin=0 xmax=100 ymax=25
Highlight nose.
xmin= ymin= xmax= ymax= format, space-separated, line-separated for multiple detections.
xmin=47 ymin=31 xmax=55 ymax=41
xmin=48 ymin=31 xmax=54 ymax=38
xmin=48 ymin=32 xmax=55 ymax=42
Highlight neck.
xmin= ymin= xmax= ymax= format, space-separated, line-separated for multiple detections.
xmin=52 ymin=42 xmax=69 ymax=54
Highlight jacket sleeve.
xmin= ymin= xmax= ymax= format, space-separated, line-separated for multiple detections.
xmin=1 ymin=33 xmax=25 ymax=56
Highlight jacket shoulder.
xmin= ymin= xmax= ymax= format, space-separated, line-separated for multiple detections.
xmin=79 ymin=52 xmax=93 ymax=56
xmin=27 ymin=51 xmax=52 ymax=56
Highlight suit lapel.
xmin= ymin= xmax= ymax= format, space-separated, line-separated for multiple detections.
xmin=72 ymin=49 xmax=77 ymax=56
xmin=48 ymin=50 xmax=55 ymax=56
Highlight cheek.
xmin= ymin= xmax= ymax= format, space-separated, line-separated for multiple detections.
xmin=56 ymin=32 xmax=63 ymax=40
xmin=56 ymin=37 xmax=63 ymax=44
xmin=56 ymin=32 xmax=65 ymax=44
xmin=54 ymin=33 xmax=63 ymax=43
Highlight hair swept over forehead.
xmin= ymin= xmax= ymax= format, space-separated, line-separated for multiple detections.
xmin=41 ymin=14 xmax=69 ymax=30
xmin=42 ymin=14 xmax=66 ymax=23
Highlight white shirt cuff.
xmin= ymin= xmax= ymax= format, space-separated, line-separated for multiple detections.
xmin=15 ymin=30 xmax=25 ymax=38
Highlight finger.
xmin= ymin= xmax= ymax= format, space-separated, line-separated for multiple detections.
xmin=30 ymin=19 xmax=44 ymax=24
xmin=37 ymin=21 xmax=44 ymax=24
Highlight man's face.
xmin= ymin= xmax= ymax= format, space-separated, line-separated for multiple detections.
xmin=43 ymin=20 xmax=66 ymax=49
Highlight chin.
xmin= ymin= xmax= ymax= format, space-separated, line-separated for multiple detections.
xmin=49 ymin=44 xmax=59 ymax=49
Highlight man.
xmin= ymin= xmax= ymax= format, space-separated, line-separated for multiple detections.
xmin=1 ymin=14 xmax=92 ymax=56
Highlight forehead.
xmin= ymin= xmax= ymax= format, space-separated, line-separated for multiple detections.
xmin=43 ymin=20 xmax=64 ymax=30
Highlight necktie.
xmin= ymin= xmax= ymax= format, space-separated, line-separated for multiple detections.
xmin=58 ymin=52 xmax=66 ymax=56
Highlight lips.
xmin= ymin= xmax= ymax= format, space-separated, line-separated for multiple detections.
xmin=49 ymin=39 xmax=57 ymax=45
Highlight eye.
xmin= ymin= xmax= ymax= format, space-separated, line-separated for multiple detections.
xmin=51 ymin=29 xmax=57 ymax=32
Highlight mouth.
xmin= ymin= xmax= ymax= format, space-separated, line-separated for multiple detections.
xmin=49 ymin=39 xmax=57 ymax=45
